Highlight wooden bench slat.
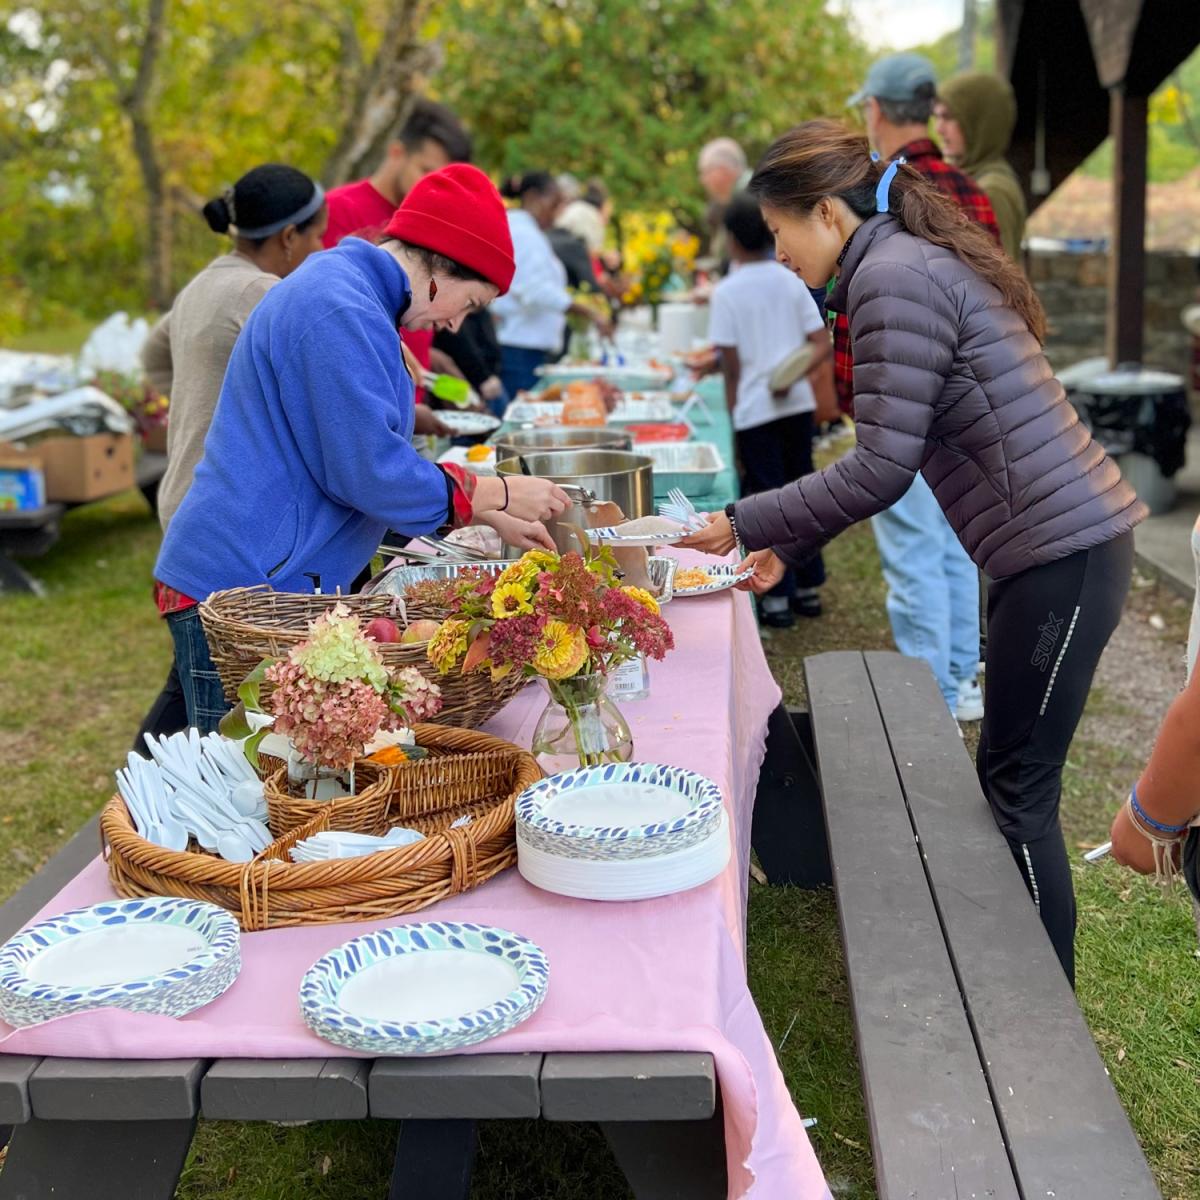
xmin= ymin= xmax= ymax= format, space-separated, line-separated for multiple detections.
xmin=0 ymin=1056 xmax=39 ymax=1125
xmin=201 ymin=1058 xmax=369 ymax=1121
xmin=864 ymin=651 xmax=1160 ymax=1199
xmin=370 ymin=1054 xmax=541 ymax=1119
xmin=805 ymin=651 xmax=1019 ymax=1200
xmin=540 ymin=1052 xmax=715 ymax=1123
xmin=29 ymin=1058 xmax=206 ymax=1121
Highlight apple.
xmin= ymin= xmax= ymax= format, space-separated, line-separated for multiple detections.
xmin=364 ymin=617 xmax=402 ymax=643
xmin=400 ymin=618 xmax=442 ymax=644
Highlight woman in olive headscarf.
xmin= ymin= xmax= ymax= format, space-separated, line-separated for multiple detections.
xmin=934 ymin=72 xmax=1027 ymax=261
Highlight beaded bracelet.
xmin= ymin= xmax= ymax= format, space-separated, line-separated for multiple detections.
xmin=1129 ymin=784 xmax=1190 ymax=835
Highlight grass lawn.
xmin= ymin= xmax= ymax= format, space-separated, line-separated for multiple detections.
xmin=1 ymin=478 xmax=1197 ymax=1198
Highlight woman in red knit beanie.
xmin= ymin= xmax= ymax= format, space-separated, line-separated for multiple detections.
xmin=155 ymin=164 xmax=571 ymax=730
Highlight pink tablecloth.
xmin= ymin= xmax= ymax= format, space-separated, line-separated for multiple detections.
xmin=0 ymin=555 xmax=830 ymax=1199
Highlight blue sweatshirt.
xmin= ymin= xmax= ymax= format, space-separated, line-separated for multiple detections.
xmin=155 ymin=239 xmax=453 ymax=597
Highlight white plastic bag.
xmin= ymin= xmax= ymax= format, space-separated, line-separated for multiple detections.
xmin=78 ymin=313 xmax=151 ymax=379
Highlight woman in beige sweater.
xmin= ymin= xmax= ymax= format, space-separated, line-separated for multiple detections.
xmin=135 ymin=163 xmax=327 ymax=746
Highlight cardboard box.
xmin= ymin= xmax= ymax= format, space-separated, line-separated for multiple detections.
xmin=35 ymin=433 xmax=135 ymax=503
xmin=0 ymin=444 xmax=46 ymax=511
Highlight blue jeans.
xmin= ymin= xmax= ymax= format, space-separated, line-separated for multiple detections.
xmin=167 ymin=606 xmax=230 ymax=734
xmin=871 ymin=476 xmax=980 ymax=711
xmin=499 ymin=346 xmax=548 ymax=403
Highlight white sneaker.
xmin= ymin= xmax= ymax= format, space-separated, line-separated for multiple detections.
xmin=955 ymin=677 xmax=984 ymax=722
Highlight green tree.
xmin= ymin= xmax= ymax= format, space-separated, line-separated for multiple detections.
xmin=436 ymin=0 xmax=866 ymax=227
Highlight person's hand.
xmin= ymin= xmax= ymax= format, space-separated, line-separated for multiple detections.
xmin=412 ymin=405 xmax=452 ymax=437
xmin=474 ymin=475 xmax=571 ymax=522
xmin=684 ymin=346 xmax=719 ymax=379
xmin=475 ymin=511 xmax=557 ymax=551
xmin=591 ymin=310 xmax=615 ymax=340
xmin=1108 ymin=803 xmax=1180 ymax=875
xmin=677 ymin=511 xmax=737 ymax=556
xmin=736 ymin=549 xmax=787 ymax=594
xmin=480 ymin=376 xmax=504 ymax=403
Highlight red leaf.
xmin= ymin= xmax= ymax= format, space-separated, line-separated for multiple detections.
xmin=461 ymin=631 xmax=493 ymax=674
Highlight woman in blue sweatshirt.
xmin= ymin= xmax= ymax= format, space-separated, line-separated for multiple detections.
xmin=155 ymin=165 xmax=570 ymax=731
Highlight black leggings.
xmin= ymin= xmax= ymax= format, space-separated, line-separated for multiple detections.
xmin=976 ymin=531 xmax=1133 ymax=987
xmin=736 ymin=411 xmax=826 ymax=596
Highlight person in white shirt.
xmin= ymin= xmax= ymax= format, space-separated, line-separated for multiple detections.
xmin=706 ymin=192 xmax=830 ymax=627
xmin=491 ymin=172 xmax=611 ymax=402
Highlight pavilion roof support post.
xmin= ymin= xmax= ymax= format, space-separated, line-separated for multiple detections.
xmin=1106 ymin=85 xmax=1148 ymax=367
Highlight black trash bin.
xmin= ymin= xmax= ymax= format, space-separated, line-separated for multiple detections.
xmin=1059 ymin=360 xmax=1190 ymax=514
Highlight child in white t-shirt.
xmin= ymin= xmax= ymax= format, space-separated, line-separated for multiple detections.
xmin=708 ymin=193 xmax=830 ymax=627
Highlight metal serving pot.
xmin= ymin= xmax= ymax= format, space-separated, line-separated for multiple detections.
xmin=496 ymin=449 xmax=654 ymax=555
xmin=491 ymin=426 xmax=632 ymax=460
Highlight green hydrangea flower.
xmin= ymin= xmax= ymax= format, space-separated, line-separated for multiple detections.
xmin=291 ymin=603 xmax=389 ymax=691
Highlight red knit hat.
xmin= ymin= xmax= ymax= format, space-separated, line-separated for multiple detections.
xmin=384 ymin=164 xmax=515 ymax=295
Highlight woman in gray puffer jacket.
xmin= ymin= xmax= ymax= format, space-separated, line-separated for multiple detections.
xmin=682 ymin=120 xmax=1145 ymax=986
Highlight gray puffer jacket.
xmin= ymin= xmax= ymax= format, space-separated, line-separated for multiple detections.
xmin=734 ymin=214 xmax=1146 ymax=579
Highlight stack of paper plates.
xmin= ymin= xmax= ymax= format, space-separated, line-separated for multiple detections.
xmin=0 ymin=897 xmax=241 ymax=1027
xmin=515 ymin=763 xmax=730 ymax=900
xmin=300 ymin=921 xmax=549 ymax=1054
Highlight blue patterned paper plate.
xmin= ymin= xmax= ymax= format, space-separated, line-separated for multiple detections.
xmin=0 ymin=896 xmax=241 ymax=1028
xmin=515 ymin=763 xmax=725 ymax=861
xmin=299 ymin=921 xmax=550 ymax=1055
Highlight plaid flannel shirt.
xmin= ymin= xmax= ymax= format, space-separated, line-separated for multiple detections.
xmin=833 ymin=139 xmax=1000 ymax=416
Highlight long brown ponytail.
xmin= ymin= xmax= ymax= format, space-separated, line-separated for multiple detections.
xmin=750 ymin=119 xmax=1046 ymax=342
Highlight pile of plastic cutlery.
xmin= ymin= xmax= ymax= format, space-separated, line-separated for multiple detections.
xmin=289 ymin=815 xmax=474 ymax=863
xmin=657 ymin=486 xmax=707 ymax=532
xmin=115 ymin=731 xmax=272 ymax=862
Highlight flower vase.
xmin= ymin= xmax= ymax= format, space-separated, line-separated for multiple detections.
xmin=530 ymin=673 xmax=634 ymax=773
xmin=286 ymin=750 xmax=353 ymax=801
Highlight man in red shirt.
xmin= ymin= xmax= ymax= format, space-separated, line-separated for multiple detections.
xmin=323 ymin=98 xmax=473 ymax=409
xmin=840 ymin=53 xmax=1001 ymax=726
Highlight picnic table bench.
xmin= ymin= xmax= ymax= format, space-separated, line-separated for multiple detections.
xmin=754 ymin=649 xmax=1161 ymax=1200
xmin=0 ymin=821 xmax=725 ymax=1200
xmin=0 ymin=451 xmax=166 ymax=595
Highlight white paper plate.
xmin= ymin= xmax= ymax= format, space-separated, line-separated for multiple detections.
xmin=299 ymin=922 xmax=549 ymax=1055
xmin=517 ymin=811 xmax=731 ymax=901
xmin=671 ymin=566 xmax=755 ymax=597
xmin=437 ymin=445 xmax=497 ymax=475
xmin=436 ymin=410 xmax=501 ymax=436
xmin=0 ymin=897 xmax=241 ymax=1027
xmin=587 ymin=523 xmax=688 ymax=547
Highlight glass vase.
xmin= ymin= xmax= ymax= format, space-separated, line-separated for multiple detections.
xmin=530 ymin=673 xmax=634 ymax=773
xmin=286 ymin=750 xmax=352 ymax=801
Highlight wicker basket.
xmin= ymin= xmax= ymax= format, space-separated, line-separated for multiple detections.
xmin=198 ymin=586 xmax=528 ymax=729
xmin=263 ymin=756 xmax=396 ymax=838
xmin=101 ymin=725 xmax=541 ymax=930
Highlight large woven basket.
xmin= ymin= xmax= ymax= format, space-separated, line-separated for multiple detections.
xmin=100 ymin=726 xmax=541 ymax=930
xmin=198 ymin=586 xmax=528 ymax=729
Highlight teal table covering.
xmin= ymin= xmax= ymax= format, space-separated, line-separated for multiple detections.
xmin=497 ymin=375 xmax=740 ymax=513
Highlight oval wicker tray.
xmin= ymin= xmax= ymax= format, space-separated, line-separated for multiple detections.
xmin=198 ymin=586 xmax=528 ymax=729
xmin=100 ymin=726 xmax=541 ymax=930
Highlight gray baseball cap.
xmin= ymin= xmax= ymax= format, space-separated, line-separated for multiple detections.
xmin=847 ymin=52 xmax=938 ymax=106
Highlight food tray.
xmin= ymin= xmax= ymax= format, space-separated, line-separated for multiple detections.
xmin=533 ymin=364 xmax=674 ymax=388
xmin=641 ymin=441 xmax=725 ymax=498
xmin=504 ymin=396 xmax=675 ymax=425
xmin=363 ymin=556 xmax=678 ymax=609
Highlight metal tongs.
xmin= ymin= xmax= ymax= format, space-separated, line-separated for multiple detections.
xmin=559 ymin=483 xmax=603 ymax=510
xmin=378 ymin=534 xmax=491 ymax=564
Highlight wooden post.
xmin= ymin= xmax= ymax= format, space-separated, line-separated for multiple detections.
xmin=1106 ymin=86 xmax=1148 ymax=367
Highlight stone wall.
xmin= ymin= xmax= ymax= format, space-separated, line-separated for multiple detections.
xmin=1027 ymin=249 xmax=1199 ymax=390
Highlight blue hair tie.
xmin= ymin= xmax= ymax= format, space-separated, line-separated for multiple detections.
xmin=875 ymin=156 xmax=905 ymax=213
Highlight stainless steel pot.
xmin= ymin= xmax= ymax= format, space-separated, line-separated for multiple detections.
xmin=492 ymin=426 xmax=632 ymax=460
xmin=496 ymin=449 xmax=654 ymax=555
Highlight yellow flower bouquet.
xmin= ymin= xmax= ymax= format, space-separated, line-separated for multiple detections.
xmin=426 ymin=548 xmax=674 ymax=767
xmin=619 ymin=211 xmax=700 ymax=308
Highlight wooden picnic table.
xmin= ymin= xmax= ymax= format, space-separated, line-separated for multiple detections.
xmin=0 ymin=451 xmax=166 ymax=595
xmin=0 ymin=575 xmax=810 ymax=1200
